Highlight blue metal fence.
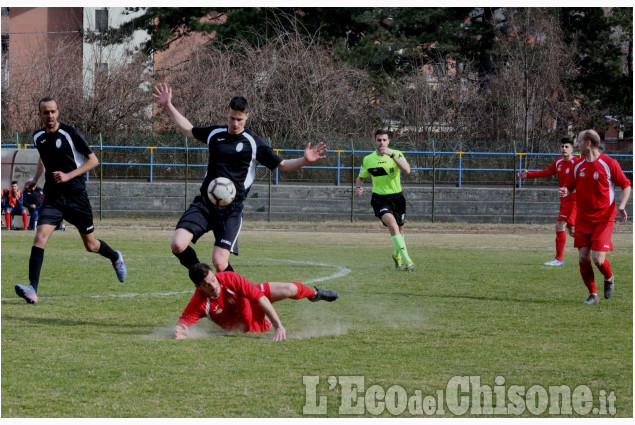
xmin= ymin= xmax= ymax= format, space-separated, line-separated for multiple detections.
xmin=2 ymin=144 xmax=631 ymax=186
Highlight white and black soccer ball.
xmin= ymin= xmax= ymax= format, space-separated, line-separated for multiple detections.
xmin=207 ymin=177 xmax=236 ymax=206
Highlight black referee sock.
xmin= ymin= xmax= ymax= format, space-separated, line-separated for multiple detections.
xmin=224 ymin=263 xmax=234 ymax=272
xmin=97 ymin=239 xmax=120 ymax=263
xmin=29 ymin=246 xmax=45 ymax=291
xmin=174 ymin=246 xmax=200 ymax=270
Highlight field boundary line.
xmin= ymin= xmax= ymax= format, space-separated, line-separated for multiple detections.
xmin=2 ymin=259 xmax=350 ymax=302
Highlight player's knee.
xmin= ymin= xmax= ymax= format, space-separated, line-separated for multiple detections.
xmin=171 ymin=239 xmax=187 ymax=254
xmin=212 ymin=258 xmax=228 ymax=272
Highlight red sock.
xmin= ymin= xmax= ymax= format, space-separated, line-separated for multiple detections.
xmin=579 ymin=261 xmax=596 ymax=294
xmin=555 ymin=231 xmax=567 ymax=261
xmin=596 ymin=258 xmax=613 ymax=281
xmin=290 ymin=282 xmax=316 ymax=299
xmin=5 ymin=212 xmax=11 ymax=228
xmin=22 ymin=211 xmax=28 ymax=229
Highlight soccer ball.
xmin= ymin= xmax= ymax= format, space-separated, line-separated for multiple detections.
xmin=207 ymin=177 xmax=236 ymax=206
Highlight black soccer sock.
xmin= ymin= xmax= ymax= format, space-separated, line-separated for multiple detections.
xmin=97 ymin=239 xmax=120 ymax=262
xmin=29 ymin=246 xmax=45 ymax=291
xmin=174 ymin=246 xmax=200 ymax=270
xmin=224 ymin=263 xmax=234 ymax=272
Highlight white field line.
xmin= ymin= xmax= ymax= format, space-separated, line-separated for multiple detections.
xmin=3 ymin=259 xmax=350 ymax=301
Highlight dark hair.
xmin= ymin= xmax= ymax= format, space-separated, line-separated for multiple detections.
xmin=38 ymin=97 xmax=56 ymax=111
xmin=560 ymin=137 xmax=573 ymax=145
xmin=11 ymin=180 xmax=18 ymax=185
xmin=229 ymin=96 xmax=248 ymax=112
xmin=189 ymin=263 xmax=214 ymax=286
xmin=374 ymin=129 xmax=391 ymax=139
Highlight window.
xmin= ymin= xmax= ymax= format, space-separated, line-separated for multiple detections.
xmin=95 ymin=9 xmax=108 ymax=32
xmin=1 ymin=7 xmax=9 ymax=16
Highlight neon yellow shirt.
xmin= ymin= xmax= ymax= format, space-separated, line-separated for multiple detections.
xmin=358 ymin=149 xmax=407 ymax=195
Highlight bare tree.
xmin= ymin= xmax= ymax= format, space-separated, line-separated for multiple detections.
xmin=154 ymin=30 xmax=376 ymax=146
xmin=484 ymin=8 xmax=574 ymax=151
xmin=2 ymin=34 xmax=152 ymax=134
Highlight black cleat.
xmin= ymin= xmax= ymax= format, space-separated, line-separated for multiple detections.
xmin=310 ymin=287 xmax=339 ymax=302
xmin=604 ymin=276 xmax=614 ymax=299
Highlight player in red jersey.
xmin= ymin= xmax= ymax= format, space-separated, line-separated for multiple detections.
xmin=174 ymin=263 xmax=339 ymax=341
xmin=559 ymin=130 xmax=631 ymax=305
xmin=518 ymin=137 xmax=580 ymax=266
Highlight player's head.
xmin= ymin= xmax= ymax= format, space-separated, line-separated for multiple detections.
xmin=189 ymin=263 xmax=221 ymax=297
xmin=11 ymin=181 xmax=18 ymax=191
xmin=373 ymin=129 xmax=391 ymax=150
xmin=38 ymin=97 xmax=60 ymax=131
xmin=227 ymin=96 xmax=249 ymax=135
xmin=560 ymin=137 xmax=574 ymax=157
xmin=576 ymin=130 xmax=601 ymax=154
xmin=189 ymin=263 xmax=214 ymax=286
xmin=374 ymin=129 xmax=391 ymax=140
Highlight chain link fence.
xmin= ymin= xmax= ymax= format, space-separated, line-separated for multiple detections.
xmin=2 ymin=132 xmax=632 ymax=187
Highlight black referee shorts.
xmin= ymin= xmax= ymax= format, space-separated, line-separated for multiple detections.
xmin=38 ymin=190 xmax=95 ymax=234
xmin=370 ymin=192 xmax=407 ymax=227
xmin=176 ymin=195 xmax=244 ymax=255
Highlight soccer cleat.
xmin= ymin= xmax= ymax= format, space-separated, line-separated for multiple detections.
xmin=112 ymin=251 xmax=127 ymax=283
xmin=401 ymin=262 xmax=415 ymax=271
xmin=583 ymin=294 xmax=599 ymax=305
xmin=392 ymin=255 xmax=403 ymax=269
xmin=310 ymin=287 xmax=339 ymax=302
xmin=604 ymin=276 xmax=614 ymax=299
xmin=15 ymin=284 xmax=38 ymax=304
xmin=543 ymin=258 xmax=565 ymax=266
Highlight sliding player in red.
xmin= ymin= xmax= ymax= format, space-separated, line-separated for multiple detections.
xmin=174 ymin=263 xmax=339 ymax=341
xmin=518 ymin=137 xmax=580 ymax=266
xmin=559 ymin=130 xmax=631 ymax=305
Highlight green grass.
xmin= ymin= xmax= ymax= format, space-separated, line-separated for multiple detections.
xmin=1 ymin=223 xmax=632 ymax=417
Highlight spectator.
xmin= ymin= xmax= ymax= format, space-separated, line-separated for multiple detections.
xmin=1 ymin=188 xmax=5 ymax=228
xmin=4 ymin=180 xmax=29 ymax=230
xmin=24 ymin=181 xmax=44 ymax=230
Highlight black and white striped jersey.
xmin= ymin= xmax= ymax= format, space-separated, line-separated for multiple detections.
xmin=32 ymin=123 xmax=93 ymax=195
xmin=192 ymin=126 xmax=282 ymax=203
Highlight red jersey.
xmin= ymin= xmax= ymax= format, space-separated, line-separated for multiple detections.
xmin=176 ymin=271 xmax=271 ymax=333
xmin=567 ymin=153 xmax=631 ymax=223
xmin=527 ymin=156 xmax=580 ymax=202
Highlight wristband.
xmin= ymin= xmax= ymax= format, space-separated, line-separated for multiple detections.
xmin=390 ymin=153 xmax=396 ymax=159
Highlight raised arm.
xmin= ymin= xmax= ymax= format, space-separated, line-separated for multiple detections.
xmin=153 ymin=82 xmax=195 ymax=139
xmin=277 ymin=142 xmax=327 ymax=172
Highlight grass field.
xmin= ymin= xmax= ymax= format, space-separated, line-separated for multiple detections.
xmin=1 ymin=221 xmax=632 ymax=418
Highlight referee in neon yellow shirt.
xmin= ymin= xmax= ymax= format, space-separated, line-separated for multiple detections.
xmin=355 ymin=129 xmax=414 ymax=271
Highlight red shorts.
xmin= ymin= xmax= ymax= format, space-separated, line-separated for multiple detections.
xmin=247 ymin=282 xmax=272 ymax=333
xmin=574 ymin=219 xmax=614 ymax=252
xmin=558 ymin=198 xmax=576 ymax=226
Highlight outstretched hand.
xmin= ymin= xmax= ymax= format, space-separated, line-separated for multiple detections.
xmin=272 ymin=325 xmax=287 ymax=341
xmin=304 ymin=142 xmax=328 ymax=163
xmin=153 ymin=82 xmax=172 ymax=108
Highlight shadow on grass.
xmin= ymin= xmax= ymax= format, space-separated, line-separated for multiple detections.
xmin=366 ymin=290 xmax=570 ymax=305
xmin=1 ymin=314 xmax=153 ymax=332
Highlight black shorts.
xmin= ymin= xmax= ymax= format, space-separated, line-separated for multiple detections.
xmin=370 ymin=192 xmax=406 ymax=227
xmin=38 ymin=190 xmax=95 ymax=234
xmin=176 ymin=195 xmax=244 ymax=255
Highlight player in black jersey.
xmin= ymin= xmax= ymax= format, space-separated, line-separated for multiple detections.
xmin=153 ymin=83 xmax=327 ymax=273
xmin=14 ymin=98 xmax=127 ymax=305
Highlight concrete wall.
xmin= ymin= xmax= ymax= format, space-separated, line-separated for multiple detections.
xmin=85 ymin=181 xmax=634 ymax=224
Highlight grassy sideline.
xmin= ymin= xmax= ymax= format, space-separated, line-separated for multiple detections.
xmin=1 ymin=221 xmax=632 ymax=417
